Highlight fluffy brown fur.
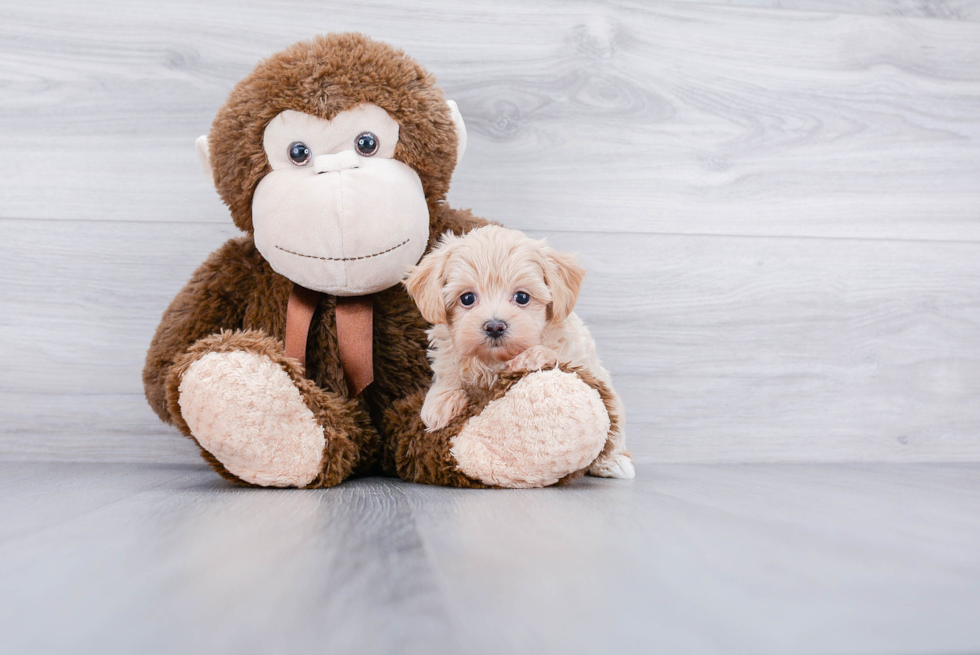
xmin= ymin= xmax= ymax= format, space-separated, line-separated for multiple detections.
xmin=209 ymin=33 xmax=459 ymax=233
xmin=378 ymin=362 xmax=616 ymax=488
xmin=143 ymin=34 xmax=613 ymax=488
xmin=164 ymin=329 xmax=372 ymax=486
xmin=144 ymin=209 xmax=486 ymax=486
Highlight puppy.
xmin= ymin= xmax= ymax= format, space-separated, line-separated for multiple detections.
xmin=403 ymin=225 xmax=634 ymax=479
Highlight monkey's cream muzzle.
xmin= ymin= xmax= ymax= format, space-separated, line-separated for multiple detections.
xmin=250 ymin=106 xmax=430 ymax=296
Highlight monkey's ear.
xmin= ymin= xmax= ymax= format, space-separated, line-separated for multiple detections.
xmin=544 ymin=247 xmax=586 ymax=323
xmin=403 ymin=239 xmax=454 ymax=324
xmin=195 ymin=135 xmax=214 ymax=186
xmin=447 ymin=100 xmax=467 ymax=167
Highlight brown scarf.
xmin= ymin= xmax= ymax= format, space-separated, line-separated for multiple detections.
xmin=284 ymin=283 xmax=374 ymax=396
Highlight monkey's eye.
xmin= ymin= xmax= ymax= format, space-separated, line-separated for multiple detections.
xmin=514 ymin=291 xmax=531 ymax=306
xmin=355 ymin=132 xmax=379 ymax=157
xmin=288 ymin=142 xmax=311 ymax=166
xmin=459 ymin=292 xmax=477 ymax=307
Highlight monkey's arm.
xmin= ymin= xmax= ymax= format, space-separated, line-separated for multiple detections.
xmin=143 ymin=236 xmax=261 ymax=423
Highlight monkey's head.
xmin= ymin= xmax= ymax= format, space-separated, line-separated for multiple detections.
xmin=197 ymin=33 xmax=467 ymax=296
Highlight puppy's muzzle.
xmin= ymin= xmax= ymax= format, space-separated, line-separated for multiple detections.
xmin=483 ymin=319 xmax=507 ymax=340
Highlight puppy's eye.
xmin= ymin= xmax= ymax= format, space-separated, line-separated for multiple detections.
xmin=355 ymin=132 xmax=379 ymax=157
xmin=459 ymin=292 xmax=477 ymax=307
xmin=288 ymin=142 xmax=311 ymax=166
xmin=513 ymin=291 xmax=531 ymax=306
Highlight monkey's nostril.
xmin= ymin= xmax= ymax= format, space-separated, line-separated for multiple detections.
xmin=483 ymin=320 xmax=507 ymax=339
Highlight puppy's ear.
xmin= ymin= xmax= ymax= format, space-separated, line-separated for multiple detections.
xmin=543 ymin=247 xmax=586 ymax=322
xmin=404 ymin=235 xmax=456 ymax=324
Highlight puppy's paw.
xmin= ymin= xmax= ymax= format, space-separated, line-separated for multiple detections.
xmin=505 ymin=345 xmax=559 ymax=374
xmin=588 ymin=452 xmax=635 ymax=479
xmin=421 ymin=386 xmax=468 ymax=432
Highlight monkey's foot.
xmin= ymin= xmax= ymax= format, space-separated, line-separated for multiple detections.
xmin=178 ymin=351 xmax=325 ymax=487
xmin=451 ymin=368 xmax=609 ymax=488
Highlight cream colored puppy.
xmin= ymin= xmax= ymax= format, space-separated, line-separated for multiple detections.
xmin=403 ymin=225 xmax=634 ymax=479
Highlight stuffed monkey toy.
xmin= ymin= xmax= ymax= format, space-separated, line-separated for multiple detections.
xmin=143 ymin=34 xmax=614 ymax=488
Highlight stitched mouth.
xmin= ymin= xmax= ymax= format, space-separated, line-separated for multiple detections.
xmin=275 ymin=238 xmax=410 ymax=262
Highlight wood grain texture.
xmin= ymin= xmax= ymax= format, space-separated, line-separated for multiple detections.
xmin=1 ymin=462 xmax=978 ymax=654
xmin=2 ymin=1 xmax=979 ymax=464
xmin=3 ymin=219 xmax=979 ymax=463
xmin=0 ymin=464 xmax=460 ymax=655
xmin=0 ymin=1 xmax=978 ymax=239
xmin=700 ymin=0 xmax=980 ymax=21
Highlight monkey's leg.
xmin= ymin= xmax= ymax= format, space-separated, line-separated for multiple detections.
xmin=384 ymin=365 xmax=612 ymax=488
xmin=165 ymin=330 xmax=376 ymax=488
xmin=382 ymin=389 xmax=488 ymax=488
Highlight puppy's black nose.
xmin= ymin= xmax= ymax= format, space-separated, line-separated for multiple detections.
xmin=484 ymin=320 xmax=507 ymax=339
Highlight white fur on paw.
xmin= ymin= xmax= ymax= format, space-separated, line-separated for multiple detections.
xmin=451 ymin=368 xmax=609 ymax=488
xmin=178 ymin=351 xmax=325 ymax=487
xmin=589 ymin=453 xmax=636 ymax=479
xmin=421 ymin=386 xmax=467 ymax=432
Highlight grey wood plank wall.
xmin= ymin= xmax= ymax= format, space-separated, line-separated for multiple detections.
xmin=1 ymin=0 xmax=979 ymax=464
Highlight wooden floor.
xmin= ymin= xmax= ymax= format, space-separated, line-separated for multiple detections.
xmin=2 ymin=462 xmax=978 ymax=654
xmin=2 ymin=3 xmax=979 ymax=652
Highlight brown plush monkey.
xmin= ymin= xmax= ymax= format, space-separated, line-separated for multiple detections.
xmin=143 ymin=34 xmax=613 ymax=488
